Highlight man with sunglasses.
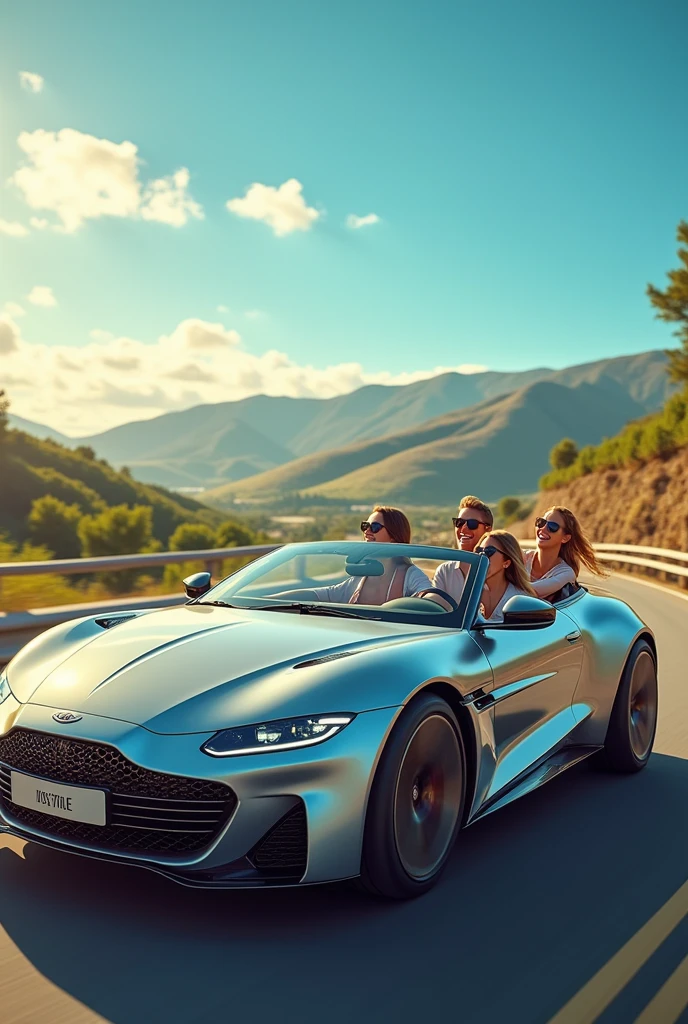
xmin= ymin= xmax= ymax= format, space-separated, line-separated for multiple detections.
xmin=431 ymin=495 xmax=494 ymax=603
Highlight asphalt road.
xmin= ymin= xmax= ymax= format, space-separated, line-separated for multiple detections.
xmin=0 ymin=575 xmax=687 ymax=1024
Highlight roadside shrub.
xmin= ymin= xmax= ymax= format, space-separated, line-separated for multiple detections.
xmin=496 ymin=496 xmax=522 ymax=525
xmin=549 ymin=439 xmax=579 ymax=471
xmin=168 ymin=522 xmax=217 ymax=551
xmin=214 ymin=520 xmax=257 ymax=548
xmin=28 ymin=495 xmax=82 ymax=558
xmin=637 ymin=422 xmax=676 ymax=462
xmin=78 ymin=504 xmax=161 ymax=592
xmin=540 ymin=388 xmax=688 ymax=490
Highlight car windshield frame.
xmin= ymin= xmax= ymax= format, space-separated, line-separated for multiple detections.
xmin=193 ymin=541 xmax=488 ymax=629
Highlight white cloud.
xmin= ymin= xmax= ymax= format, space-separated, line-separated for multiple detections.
xmin=29 ymin=217 xmax=49 ymax=230
xmin=12 ymin=129 xmax=140 ymax=233
xmin=10 ymin=128 xmax=203 ymax=233
xmin=0 ymin=316 xmax=20 ymax=354
xmin=3 ymin=302 xmax=25 ymax=318
xmin=0 ymin=219 xmax=29 ymax=237
xmin=347 ymin=213 xmax=380 ymax=229
xmin=19 ymin=71 xmax=44 ymax=94
xmin=217 ymin=304 xmax=230 ymax=313
xmin=27 ymin=285 xmax=57 ymax=307
xmin=226 ymin=178 xmax=319 ymax=237
xmin=244 ymin=309 xmax=266 ymax=320
xmin=141 ymin=167 xmax=204 ymax=227
xmin=89 ymin=328 xmax=114 ymax=341
xmin=164 ymin=319 xmax=241 ymax=352
xmin=0 ymin=316 xmax=490 ymax=435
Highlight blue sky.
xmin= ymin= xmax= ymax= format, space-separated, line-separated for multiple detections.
xmin=1 ymin=0 xmax=686 ymax=434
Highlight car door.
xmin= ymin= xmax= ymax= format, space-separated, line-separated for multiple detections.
xmin=471 ymin=608 xmax=584 ymax=801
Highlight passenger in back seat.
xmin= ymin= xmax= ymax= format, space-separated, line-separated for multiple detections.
xmin=526 ymin=506 xmax=608 ymax=600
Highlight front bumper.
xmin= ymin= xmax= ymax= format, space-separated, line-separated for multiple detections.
xmin=0 ymin=697 xmax=400 ymax=887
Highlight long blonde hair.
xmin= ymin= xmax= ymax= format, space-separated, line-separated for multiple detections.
xmin=544 ymin=506 xmax=609 ymax=577
xmin=481 ymin=530 xmax=535 ymax=595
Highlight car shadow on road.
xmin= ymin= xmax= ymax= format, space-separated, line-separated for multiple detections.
xmin=1 ymin=753 xmax=687 ymax=1024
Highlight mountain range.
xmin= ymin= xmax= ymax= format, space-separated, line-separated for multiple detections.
xmin=10 ymin=349 xmax=674 ymax=505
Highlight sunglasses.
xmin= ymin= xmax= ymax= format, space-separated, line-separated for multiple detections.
xmin=452 ymin=517 xmax=489 ymax=531
xmin=360 ymin=521 xmax=385 ymax=534
xmin=535 ymin=517 xmax=562 ymax=534
xmin=478 ymin=545 xmax=505 ymax=559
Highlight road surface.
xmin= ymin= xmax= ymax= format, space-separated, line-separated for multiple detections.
xmin=0 ymin=574 xmax=686 ymax=1024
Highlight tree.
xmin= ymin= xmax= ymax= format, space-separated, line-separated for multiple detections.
xmin=549 ymin=438 xmax=579 ymax=471
xmin=0 ymin=389 xmax=9 ymax=443
xmin=647 ymin=220 xmax=688 ymax=385
xmin=165 ymin=521 xmax=227 ymax=594
xmin=75 ymin=445 xmax=96 ymax=461
xmin=78 ymin=504 xmax=159 ymax=592
xmin=638 ymin=422 xmax=676 ymax=462
xmin=214 ymin=519 xmax=256 ymax=548
xmin=28 ymin=495 xmax=82 ymax=558
xmin=497 ymin=496 xmax=522 ymax=524
xmin=169 ymin=522 xmax=217 ymax=551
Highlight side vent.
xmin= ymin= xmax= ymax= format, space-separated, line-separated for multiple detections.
xmin=94 ymin=615 xmax=138 ymax=630
xmin=294 ymin=651 xmax=355 ymax=670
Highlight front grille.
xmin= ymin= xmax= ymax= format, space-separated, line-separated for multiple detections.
xmin=250 ymin=803 xmax=307 ymax=876
xmin=0 ymin=729 xmax=236 ymax=858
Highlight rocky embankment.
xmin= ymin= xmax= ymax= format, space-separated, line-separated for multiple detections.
xmin=511 ymin=446 xmax=688 ymax=553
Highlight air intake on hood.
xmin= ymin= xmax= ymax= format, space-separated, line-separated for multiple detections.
xmin=293 ymin=651 xmax=356 ymax=670
xmin=94 ymin=614 xmax=138 ymax=630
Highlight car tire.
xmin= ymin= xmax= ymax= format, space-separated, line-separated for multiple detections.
xmin=359 ymin=692 xmax=466 ymax=899
xmin=601 ymin=638 xmax=658 ymax=773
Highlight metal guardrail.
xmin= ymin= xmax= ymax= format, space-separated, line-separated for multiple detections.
xmin=0 ymin=541 xmax=686 ymax=665
xmin=0 ymin=544 xmax=279 ymax=665
xmin=0 ymin=544 xmax=280 ymax=578
xmin=519 ymin=540 xmax=688 ymax=579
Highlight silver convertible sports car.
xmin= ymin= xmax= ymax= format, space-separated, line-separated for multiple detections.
xmin=0 ymin=541 xmax=658 ymax=899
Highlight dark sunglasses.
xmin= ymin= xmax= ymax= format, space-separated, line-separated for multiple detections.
xmin=478 ymin=545 xmax=504 ymax=559
xmin=452 ymin=517 xmax=488 ymax=530
xmin=535 ymin=516 xmax=562 ymax=534
xmin=360 ymin=521 xmax=385 ymax=534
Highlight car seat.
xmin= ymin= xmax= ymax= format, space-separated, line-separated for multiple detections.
xmin=548 ymin=581 xmax=582 ymax=604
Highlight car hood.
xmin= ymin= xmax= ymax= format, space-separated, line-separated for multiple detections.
xmin=8 ymin=604 xmax=439 ymax=734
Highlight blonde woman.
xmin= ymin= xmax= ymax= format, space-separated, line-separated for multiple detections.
xmin=475 ymin=530 xmax=535 ymax=622
xmin=526 ymin=506 xmax=608 ymax=598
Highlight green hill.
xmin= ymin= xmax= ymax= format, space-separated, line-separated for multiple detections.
xmin=13 ymin=350 xmax=672 ymax=490
xmin=0 ymin=429 xmax=223 ymax=547
xmin=206 ymin=376 xmax=646 ymax=506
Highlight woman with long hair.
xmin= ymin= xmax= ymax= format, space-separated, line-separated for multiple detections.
xmin=309 ymin=505 xmax=431 ymax=605
xmin=526 ymin=506 xmax=608 ymax=598
xmin=475 ymin=530 xmax=534 ymax=622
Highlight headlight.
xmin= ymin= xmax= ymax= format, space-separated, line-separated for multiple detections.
xmin=202 ymin=713 xmax=355 ymax=757
xmin=0 ymin=667 xmax=11 ymax=706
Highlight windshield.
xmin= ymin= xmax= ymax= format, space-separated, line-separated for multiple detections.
xmin=196 ymin=541 xmax=485 ymax=628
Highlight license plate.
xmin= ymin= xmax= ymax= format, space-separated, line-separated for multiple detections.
xmin=11 ymin=771 xmax=107 ymax=826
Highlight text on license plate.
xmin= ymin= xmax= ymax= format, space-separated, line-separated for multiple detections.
xmin=10 ymin=771 xmax=107 ymax=826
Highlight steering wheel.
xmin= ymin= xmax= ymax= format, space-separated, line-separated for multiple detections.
xmin=415 ymin=587 xmax=460 ymax=613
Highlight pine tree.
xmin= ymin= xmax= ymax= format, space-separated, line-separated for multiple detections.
xmin=647 ymin=220 xmax=688 ymax=385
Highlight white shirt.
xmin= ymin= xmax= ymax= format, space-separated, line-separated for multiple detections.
xmin=312 ymin=564 xmax=431 ymax=604
xmin=525 ymin=550 xmax=576 ymax=598
xmin=432 ymin=561 xmax=467 ymax=604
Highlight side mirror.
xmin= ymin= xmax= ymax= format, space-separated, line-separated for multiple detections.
xmin=183 ymin=571 xmax=212 ymax=600
xmin=500 ymin=594 xmax=556 ymax=628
